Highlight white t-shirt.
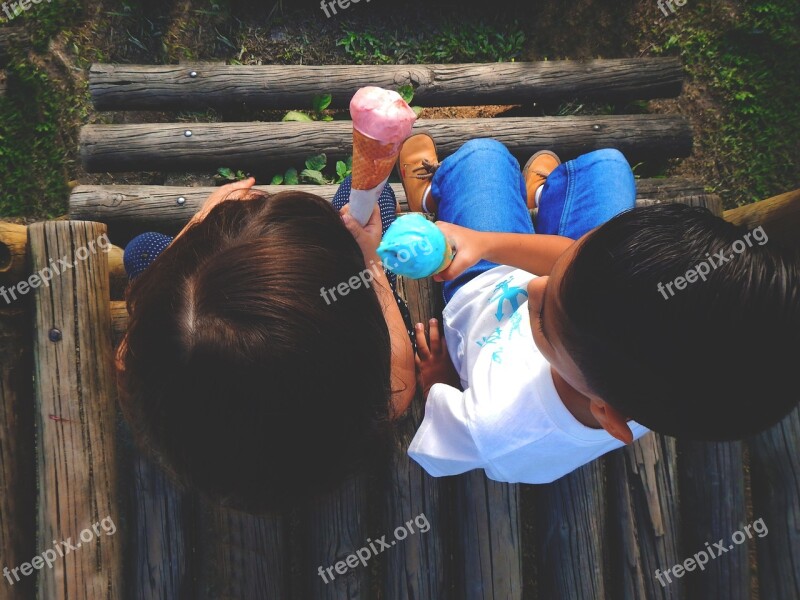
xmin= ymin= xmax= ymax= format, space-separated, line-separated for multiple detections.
xmin=407 ymin=265 xmax=650 ymax=483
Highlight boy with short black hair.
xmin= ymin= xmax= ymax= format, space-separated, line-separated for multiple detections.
xmin=396 ymin=135 xmax=799 ymax=482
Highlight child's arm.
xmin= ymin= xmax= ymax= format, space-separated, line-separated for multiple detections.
xmin=433 ymin=222 xmax=575 ymax=280
xmin=342 ymin=206 xmax=417 ymax=419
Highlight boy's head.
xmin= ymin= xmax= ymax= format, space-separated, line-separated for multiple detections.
xmin=118 ymin=191 xmax=393 ymax=512
xmin=528 ymin=203 xmax=800 ymax=441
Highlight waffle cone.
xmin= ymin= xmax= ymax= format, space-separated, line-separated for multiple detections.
xmin=351 ymin=128 xmax=401 ymax=190
xmin=432 ymin=240 xmax=454 ymax=276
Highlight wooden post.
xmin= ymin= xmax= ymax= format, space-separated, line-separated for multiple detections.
xmin=609 ymin=435 xmax=683 ymax=600
xmin=79 ymin=116 xmax=692 ymax=173
xmin=29 ymin=221 xmax=123 ymax=599
xmin=723 ymin=189 xmax=800 ymax=248
xmin=536 ymin=461 xmax=608 ymax=599
xmin=0 ymin=223 xmax=36 ymax=600
xmin=748 ymin=406 xmax=800 ymax=600
xmin=385 ymin=276 xmax=449 ymax=599
xmin=677 ymin=441 xmax=749 ymax=599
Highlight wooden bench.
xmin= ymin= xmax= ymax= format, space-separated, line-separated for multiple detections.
xmin=0 ymin=59 xmax=798 ymax=600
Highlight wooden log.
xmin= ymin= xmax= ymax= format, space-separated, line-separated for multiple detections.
xmin=677 ymin=441 xmax=749 ymax=600
xmin=608 ymin=435 xmax=683 ymax=600
xmin=0 ymin=222 xmax=28 ymax=283
xmin=724 ymin=189 xmax=800 ymax=248
xmin=88 ymin=59 xmax=684 ymax=111
xmin=0 ymin=225 xmax=36 ymax=600
xmin=69 ymin=177 xmax=705 ymax=234
xmin=455 ymin=475 xmax=522 ymax=599
xmin=535 ymin=461 xmax=608 ymax=599
xmin=1 ymin=222 xmax=127 ymax=299
xmin=385 ymin=275 xmax=449 ymax=599
xmin=110 ymin=300 xmax=127 ymax=345
xmin=29 ymin=221 xmax=123 ymax=599
xmin=79 ymin=115 xmax=693 ymax=172
xmin=748 ymin=406 xmax=800 ymax=600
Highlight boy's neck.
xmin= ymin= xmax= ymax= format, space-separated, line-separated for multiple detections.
xmin=550 ymin=367 xmax=603 ymax=429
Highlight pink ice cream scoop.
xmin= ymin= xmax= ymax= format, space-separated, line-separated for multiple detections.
xmin=349 ymin=87 xmax=417 ymax=142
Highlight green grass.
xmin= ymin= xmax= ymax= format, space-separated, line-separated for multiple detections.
xmin=337 ymin=20 xmax=525 ymax=64
xmin=0 ymin=0 xmax=85 ymax=218
xmin=650 ymin=0 xmax=800 ymax=207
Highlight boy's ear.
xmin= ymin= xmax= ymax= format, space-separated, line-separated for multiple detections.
xmin=589 ymin=399 xmax=634 ymax=445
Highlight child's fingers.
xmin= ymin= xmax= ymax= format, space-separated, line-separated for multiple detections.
xmin=427 ymin=319 xmax=441 ymax=353
xmin=415 ymin=323 xmax=431 ymax=359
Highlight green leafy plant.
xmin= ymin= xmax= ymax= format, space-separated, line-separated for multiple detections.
xmin=283 ymin=93 xmax=334 ymax=122
xmin=397 ymin=84 xmax=423 ymax=117
xmin=215 ymin=167 xmax=248 ymax=183
xmin=271 ymin=154 xmax=352 ymax=186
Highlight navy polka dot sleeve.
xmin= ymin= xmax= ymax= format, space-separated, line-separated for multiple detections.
xmin=124 ymin=232 xmax=174 ymax=279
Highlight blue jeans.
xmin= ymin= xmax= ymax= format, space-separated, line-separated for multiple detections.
xmin=432 ymin=140 xmax=636 ymax=303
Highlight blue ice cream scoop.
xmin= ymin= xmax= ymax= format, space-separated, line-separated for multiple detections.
xmin=377 ymin=214 xmax=453 ymax=279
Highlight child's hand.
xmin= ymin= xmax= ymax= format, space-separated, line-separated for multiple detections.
xmin=432 ymin=222 xmax=487 ymax=282
xmin=416 ymin=318 xmax=461 ymax=399
xmin=175 ymin=177 xmax=256 ymax=241
xmin=341 ymin=204 xmax=383 ymax=260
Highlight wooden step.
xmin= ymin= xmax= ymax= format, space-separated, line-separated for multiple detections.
xmin=69 ymin=178 xmax=709 ymax=234
xmin=79 ymin=115 xmax=692 ymax=173
xmin=88 ymin=58 xmax=683 ymax=111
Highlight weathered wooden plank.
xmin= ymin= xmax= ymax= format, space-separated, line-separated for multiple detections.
xmin=455 ymin=475 xmax=522 ymax=600
xmin=609 ymin=435 xmax=683 ymax=600
xmin=29 ymin=221 xmax=123 ymax=599
xmin=196 ymin=502 xmax=289 ymax=600
xmin=536 ymin=461 xmax=608 ymax=599
xmin=79 ymin=116 xmax=693 ymax=172
xmin=305 ymin=476 xmax=370 ymax=600
xmin=724 ymin=188 xmax=800 ymax=248
xmin=386 ymin=275 xmax=449 ymax=599
xmin=748 ymin=406 xmax=800 ymax=600
xmin=677 ymin=440 xmax=749 ymax=600
xmin=0 ymin=225 xmax=36 ymax=600
xmin=127 ymin=454 xmax=194 ymax=600
xmin=69 ymin=178 xmax=705 ymax=234
xmin=88 ymin=59 xmax=684 ymax=111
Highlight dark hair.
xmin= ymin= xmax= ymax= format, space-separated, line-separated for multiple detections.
xmin=118 ymin=191 xmax=393 ymax=512
xmin=558 ymin=203 xmax=800 ymax=440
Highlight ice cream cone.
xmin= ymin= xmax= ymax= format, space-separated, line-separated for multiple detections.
xmin=351 ymin=128 xmax=401 ymax=190
xmin=432 ymin=240 xmax=455 ymax=276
